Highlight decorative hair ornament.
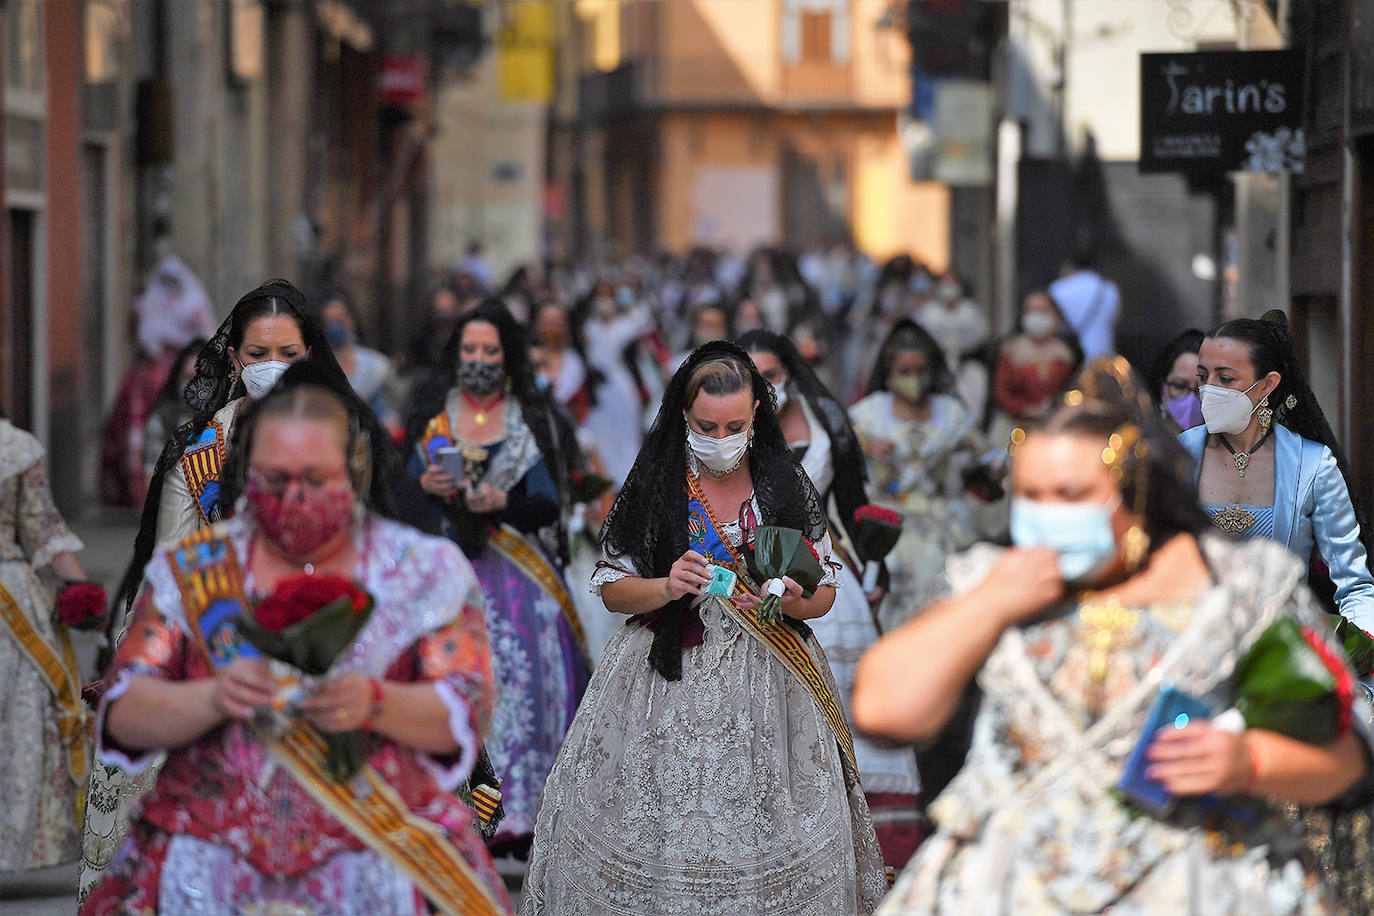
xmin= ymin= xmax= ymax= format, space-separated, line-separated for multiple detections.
xmin=1079 ymin=358 xmax=1153 ymax=571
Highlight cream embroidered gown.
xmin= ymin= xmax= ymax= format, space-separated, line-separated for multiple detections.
xmin=520 ymin=501 xmax=887 ymax=915
xmin=0 ymin=420 xmax=86 ymax=873
xmin=880 ymin=535 xmax=1374 ymax=915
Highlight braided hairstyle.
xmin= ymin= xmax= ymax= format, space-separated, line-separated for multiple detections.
xmin=737 ymin=328 xmax=870 ymax=545
xmin=601 ymin=340 xmax=827 ymax=681
xmin=1205 ymin=311 xmax=1374 ymax=561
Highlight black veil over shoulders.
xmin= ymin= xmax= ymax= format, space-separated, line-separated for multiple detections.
xmin=601 ymin=339 xmax=826 ymax=680
xmin=105 ymin=280 xmax=351 ymax=660
xmin=737 ymin=329 xmax=871 ymax=546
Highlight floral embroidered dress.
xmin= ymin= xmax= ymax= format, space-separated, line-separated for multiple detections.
xmin=880 ymin=534 xmax=1374 ymax=915
xmin=412 ymin=390 xmax=590 ymax=845
xmin=520 ymin=492 xmax=888 ymax=916
xmin=80 ymin=515 xmax=512 ymax=915
xmin=0 ymin=419 xmax=86 ymax=874
xmin=848 ymin=391 xmax=981 ymax=632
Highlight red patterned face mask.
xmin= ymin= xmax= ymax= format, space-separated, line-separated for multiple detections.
xmin=246 ymin=474 xmax=355 ymax=559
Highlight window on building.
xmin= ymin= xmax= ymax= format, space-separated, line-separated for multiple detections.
xmin=800 ymin=11 xmax=832 ymax=62
xmin=782 ymin=0 xmax=850 ymax=65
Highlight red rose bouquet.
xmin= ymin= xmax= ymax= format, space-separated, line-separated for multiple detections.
xmin=852 ymin=505 xmax=903 ymax=593
xmin=55 ymin=581 xmax=108 ymax=630
xmin=235 ymin=574 xmax=375 ymax=780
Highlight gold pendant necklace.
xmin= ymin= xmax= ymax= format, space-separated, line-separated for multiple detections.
xmin=1218 ymin=427 xmax=1272 ymax=479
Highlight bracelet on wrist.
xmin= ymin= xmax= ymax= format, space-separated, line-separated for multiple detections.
xmin=362 ymin=678 xmax=386 ymax=731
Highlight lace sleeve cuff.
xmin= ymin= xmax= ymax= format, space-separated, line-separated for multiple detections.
xmin=590 ymin=560 xmax=636 ymax=595
xmin=417 ymin=679 xmax=479 ymax=792
xmin=29 ymin=532 xmax=84 ymax=571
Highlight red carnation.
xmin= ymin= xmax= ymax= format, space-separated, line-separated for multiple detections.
xmin=854 ymin=504 xmax=902 ymax=528
xmin=252 ymin=574 xmax=369 ymax=633
xmin=56 ymin=582 xmax=108 ymax=630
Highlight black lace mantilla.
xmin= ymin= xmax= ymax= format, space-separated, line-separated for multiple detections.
xmin=600 ymin=340 xmax=827 ymax=681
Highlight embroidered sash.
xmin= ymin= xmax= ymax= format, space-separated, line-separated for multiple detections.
xmin=685 ymin=473 xmax=859 ymax=777
xmin=179 ymin=420 xmax=227 ymax=526
xmin=0 ymin=580 xmax=90 ymax=786
xmin=488 ymin=524 xmax=591 ymax=665
xmin=168 ymin=528 xmax=506 ymax=916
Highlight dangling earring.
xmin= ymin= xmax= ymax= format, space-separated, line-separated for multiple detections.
xmin=1256 ymin=396 xmax=1273 ymax=436
xmin=1122 ymin=524 xmax=1150 ymax=572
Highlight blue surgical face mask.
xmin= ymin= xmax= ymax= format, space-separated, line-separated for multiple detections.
xmin=1009 ymin=494 xmax=1121 ymax=583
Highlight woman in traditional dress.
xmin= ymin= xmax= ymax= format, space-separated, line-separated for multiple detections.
xmin=81 ymin=364 xmax=510 ymax=915
xmin=740 ymin=329 xmax=925 ymax=868
xmin=988 ymin=288 xmax=1080 ymax=442
xmin=410 ymin=299 xmax=590 ymax=857
xmin=914 ymin=270 xmax=990 ymax=416
xmin=82 ymin=279 xmax=333 ymax=899
xmin=849 ymin=320 xmax=985 ymax=634
xmin=1181 ymin=312 xmax=1374 ymax=630
xmin=0 ymin=416 xmax=98 ymax=876
xmin=855 ymin=358 xmax=1374 ymax=914
xmin=521 ymin=342 xmax=887 ymax=915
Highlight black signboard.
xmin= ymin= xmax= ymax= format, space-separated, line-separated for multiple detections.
xmin=1140 ymin=50 xmax=1305 ymax=174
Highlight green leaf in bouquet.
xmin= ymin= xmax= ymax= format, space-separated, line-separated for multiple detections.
xmin=234 ymin=614 xmax=294 ymax=662
xmin=746 ymin=526 xmax=820 ymax=594
xmin=274 ymin=595 xmax=374 ymax=676
xmin=1326 ymin=612 xmax=1374 ymax=676
xmin=1233 ymin=616 xmax=1343 ymax=744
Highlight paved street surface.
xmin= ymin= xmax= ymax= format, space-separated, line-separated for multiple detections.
xmin=0 ymin=509 xmax=528 ymax=912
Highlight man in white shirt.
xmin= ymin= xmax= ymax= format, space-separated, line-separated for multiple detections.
xmin=1049 ymin=252 xmax=1120 ymax=362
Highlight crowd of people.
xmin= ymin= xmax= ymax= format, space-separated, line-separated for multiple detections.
xmin=1 ymin=240 xmax=1372 ymax=914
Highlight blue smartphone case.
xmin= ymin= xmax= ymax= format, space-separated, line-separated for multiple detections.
xmin=1117 ymin=683 xmax=1212 ymax=814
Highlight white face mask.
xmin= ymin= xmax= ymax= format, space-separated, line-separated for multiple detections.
xmin=771 ymin=377 xmax=790 ymax=411
xmin=1199 ymin=380 xmax=1263 ymax=436
xmin=240 ymin=360 xmax=291 ymax=400
xmin=1023 ymin=311 xmax=1056 ymax=339
xmin=687 ymin=424 xmax=751 ymax=477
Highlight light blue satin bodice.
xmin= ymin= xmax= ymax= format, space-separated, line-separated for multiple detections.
xmin=1181 ymin=424 xmax=1374 ymax=631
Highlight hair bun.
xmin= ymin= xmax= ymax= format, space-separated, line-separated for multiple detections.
xmin=1260 ymin=309 xmax=1290 ymax=328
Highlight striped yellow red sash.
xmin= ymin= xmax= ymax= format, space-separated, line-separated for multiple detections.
xmin=270 ymin=724 xmax=505 ymax=916
xmin=170 ymin=528 xmax=506 ymax=916
xmin=0 ymin=580 xmax=90 ymax=786
xmin=686 ymin=473 xmax=859 ymax=778
xmin=179 ymin=419 xmax=227 ymax=526
xmin=487 ymin=524 xmax=591 ymax=665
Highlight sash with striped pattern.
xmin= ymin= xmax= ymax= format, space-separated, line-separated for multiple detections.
xmin=169 ymin=527 xmax=506 ymax=916
xmin=488 ymin=523 xmax=591 ymax=666
xmin=685 ymin=472 xmax=859 ymax=778
xmin=179 ymin=419 xmax=227 ymax=526
xmin=0 ymin=580 xmax=91 ymax=788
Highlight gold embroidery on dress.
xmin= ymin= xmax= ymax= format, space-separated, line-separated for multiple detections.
xmin=1211 ymin=505 xmax=1256 ymax=535
xmin=1076 ymin=597 xmax=1141 ymax=718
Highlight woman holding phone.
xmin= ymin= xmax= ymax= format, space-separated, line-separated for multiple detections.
xmin=410 ymin=300 xmax=590 ymax=859
xmin=854 ymin=358 xmax=1374 ymax=914
xmin=521 ymin=342 xmax=885 ymax=915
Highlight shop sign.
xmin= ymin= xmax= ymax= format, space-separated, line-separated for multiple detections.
xmin=1140 ymin=50 xmax=1305 ymax=174
xmin=380 ymin=56 xmax=427 ymax=111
